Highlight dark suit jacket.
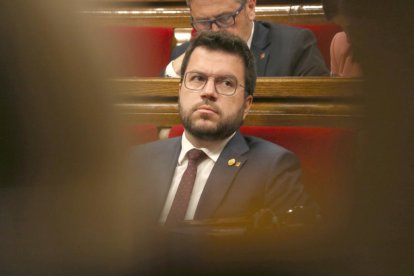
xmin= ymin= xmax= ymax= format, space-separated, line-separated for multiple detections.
xmin=132 ymin=131 xmax=309 ymax=225
xmin=170 ymin=21 xmax=329 ymax=76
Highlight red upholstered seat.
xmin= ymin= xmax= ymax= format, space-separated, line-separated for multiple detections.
xmin=168 ymin=125 xmax=357 ymax=221
xmin=295 ymin=24 xmax=342 ymax=69
xmin=129 ymin=124 xmax=159 ymax=145
xmin=104 ymin=26 xmax=175 ymax=77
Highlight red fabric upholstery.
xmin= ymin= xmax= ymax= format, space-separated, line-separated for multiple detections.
xmin=129 ymin=124 xmax=159 ymax=145
xmin=104 ymin=26 xmax=175 ymax=77
xmin=168 ymin=125 xmax=357 ymax=220
xmin=168 ymin=125 xmax=186 ymax=138
xmin=295 ymin=24 xmax=342 ymax=69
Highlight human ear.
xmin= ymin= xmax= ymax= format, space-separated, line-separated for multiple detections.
xmin=246 ymin=0 xmax=256 ymax=20
xmin=243 ymin=95 xmax=253 ymax=119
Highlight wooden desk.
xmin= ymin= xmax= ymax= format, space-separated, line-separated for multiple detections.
xmin=113 ymin=77 xmax=364 ymax=128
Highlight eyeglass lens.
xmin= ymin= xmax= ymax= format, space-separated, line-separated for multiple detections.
xmin=185 ymin=72 xmax=238 ymax=95
xmin=192 ymin=4 xmax=243 ymax=31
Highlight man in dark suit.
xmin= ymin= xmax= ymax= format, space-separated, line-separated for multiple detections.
xmin=135 ymin=31 xmax=309 ymax=229
xmin=164 ymin=0 xmax=329 ymax=77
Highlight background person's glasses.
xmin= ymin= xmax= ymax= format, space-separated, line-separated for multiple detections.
xmin=191 ymin=4 xmax=245 ymax=31
xmin=183 ymin=71 xmax=244 ymax=96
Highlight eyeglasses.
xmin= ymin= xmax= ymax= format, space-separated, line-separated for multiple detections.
xmin=191 ymin=4 xmax=245 ymax=31
xmin=183 ymin=71 xmax=244 ymax=96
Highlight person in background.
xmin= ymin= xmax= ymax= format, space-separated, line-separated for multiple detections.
xmin=322 ymin=0 xmax=363 ymax=77
xmin=0 ymin=1 xmax=140 ymax=274
xmin=164 ymin=0 xmax=329 ymax=77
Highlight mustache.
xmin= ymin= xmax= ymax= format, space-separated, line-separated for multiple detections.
xmin=191 ymin=99 xmax=221 ymax=115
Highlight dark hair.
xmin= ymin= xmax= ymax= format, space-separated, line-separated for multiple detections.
xmin=322 ymin=0 xmax=342 ymax=21
xmin=180 ymin=31 xmax=256 ymax=96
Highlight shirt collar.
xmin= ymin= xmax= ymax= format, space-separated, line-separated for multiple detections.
xmin=178 ymin=131 xmax=236 ymax=165
xmin=246 ymin=21 xmax=255 ymax=49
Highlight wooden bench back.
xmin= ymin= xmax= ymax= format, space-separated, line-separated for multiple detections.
xmin=86 ymin=4 xmax=328 ymax=28
xmin=113 ymin=77 xmax=364 ymax=128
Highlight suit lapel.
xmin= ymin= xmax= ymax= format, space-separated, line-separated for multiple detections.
xmin=194 ymin=132 xmax=250 ymax=219
xmin=251 ymin=22 xmax=271 ymax=76
xmin=153 ymin=138 xmax=182 ymax=217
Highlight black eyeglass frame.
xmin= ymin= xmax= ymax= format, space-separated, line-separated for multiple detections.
xmin=190 ymin=4 xmax=245 ymax=31
xmin=182 ymin=71 xmax=245 ymax=96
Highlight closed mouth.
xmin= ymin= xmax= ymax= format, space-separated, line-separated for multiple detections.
xmin=195 ymin=104 xmax=219 ymax=114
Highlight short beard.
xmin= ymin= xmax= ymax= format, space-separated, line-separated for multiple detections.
xmin=179 ymin=99 xmax=245 ymax=141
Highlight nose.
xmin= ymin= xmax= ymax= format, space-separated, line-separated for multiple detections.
xmin=211 ymin=22 xmax=220 ymax=32
xmin=200 ymin=77 xmax=218 ymax=99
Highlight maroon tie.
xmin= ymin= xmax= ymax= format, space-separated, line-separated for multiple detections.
xmin=165 ymin=149 xmax=207 ymax=228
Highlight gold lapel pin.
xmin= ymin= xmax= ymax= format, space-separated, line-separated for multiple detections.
xmin=228 ymin=158 xmax=236 ymax=166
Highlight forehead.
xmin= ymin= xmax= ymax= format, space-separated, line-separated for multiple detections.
xmin=186 ymin=47 xmax=245 ymax=79
xmin=190 ymin=0 xmax=240 ymax=18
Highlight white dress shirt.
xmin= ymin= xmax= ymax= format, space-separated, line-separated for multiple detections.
xmin=159 ymin=131 xmax=235 ymax=223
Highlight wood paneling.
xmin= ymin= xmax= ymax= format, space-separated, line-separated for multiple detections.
xmin=85 ymin=4 xmax=327 ymax=27
xmin=113 ymin=77 xmax=364 ymax=128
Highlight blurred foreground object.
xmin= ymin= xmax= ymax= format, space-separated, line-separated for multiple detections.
xmin=337 ymin=0 xmax=414 ymax=274
xmin=143 ymin=205 xmax=335 ymax=275
xmin=0 ymin=1 xmax=139 ymax=274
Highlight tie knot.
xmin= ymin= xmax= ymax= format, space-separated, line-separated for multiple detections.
xmin=187 ymin=148 xmax=206 ymax=163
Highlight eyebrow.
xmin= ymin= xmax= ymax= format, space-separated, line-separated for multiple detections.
xmin=189 ymin=71 xmax=239 ymax=80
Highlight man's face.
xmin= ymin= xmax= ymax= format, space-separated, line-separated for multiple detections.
xmin=179 ymin=47 xmax=253 ymax=141
xmin=190 ymin=0 xmax=256 ymax=42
